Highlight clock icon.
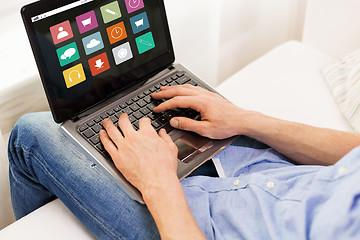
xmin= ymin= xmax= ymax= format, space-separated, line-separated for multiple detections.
xmin=128 ymin=0 xmax=141 ymax=9
xmin=111 ymin=27 xmax=123 ymax=39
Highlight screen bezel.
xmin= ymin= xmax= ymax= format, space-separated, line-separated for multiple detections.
xmin=21 ymin=0 xmax=175 ymax=123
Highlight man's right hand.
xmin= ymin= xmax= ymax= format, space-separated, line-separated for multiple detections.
xmin=152 ymin=84 xmax=260 ymax=139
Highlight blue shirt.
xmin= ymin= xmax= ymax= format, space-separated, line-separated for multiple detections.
xmin=181 ymin=144 xmax=360 ymax=239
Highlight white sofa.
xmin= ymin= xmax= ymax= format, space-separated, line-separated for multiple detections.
xmin=1 ymin=0 xmax=360 ymax=239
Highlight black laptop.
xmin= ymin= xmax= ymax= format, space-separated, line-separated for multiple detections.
xmin=21 ymin=0 xmax=236 ymax=203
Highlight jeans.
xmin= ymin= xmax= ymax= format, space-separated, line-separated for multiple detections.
xmin=8 ymin=112 xmax=269 ymax=239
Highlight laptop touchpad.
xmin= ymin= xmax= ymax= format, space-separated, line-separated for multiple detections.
xmin=174 ymin=132 xmax=214 ymax=163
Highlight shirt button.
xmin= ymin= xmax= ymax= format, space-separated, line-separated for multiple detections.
xmin=234 ymin=179 xmax=240 ymax=186
xmin=266 ymin=181 xmax=275 ymax=189
xmin=338 ymin=166 xmax=347 ymax=175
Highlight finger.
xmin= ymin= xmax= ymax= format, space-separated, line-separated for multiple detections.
xmin=102 ymin=119 xmax=123 ymax=145
xmin=117 ymin=113 xmax=136 ymax=137
xmin=99 ymin=130 xmax=118 ymax=156
xmin=151 ymin=85 xmax=198 ymax=100
xmin=138 ymin=117 xmax=154 ymax=133
xmin=158 ymin=128 xmax=173 ymax=143
xmin=153 ymin=96 xmax=203 ymax=113
xmin=170 ymin=117 xmax=207 ymax=135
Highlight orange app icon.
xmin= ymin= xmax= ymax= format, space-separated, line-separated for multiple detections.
xmin=106 ymin=22 xmax=127 ymax=44
xmin=88 ymin=52 xmax=110 ymax=76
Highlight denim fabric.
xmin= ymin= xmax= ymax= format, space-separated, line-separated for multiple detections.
xmin=8 ymin=112 xmax=360 ymax=239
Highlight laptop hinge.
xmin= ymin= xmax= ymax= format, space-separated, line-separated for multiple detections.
xmin=71 ymin=116 xmax=80 ymax=122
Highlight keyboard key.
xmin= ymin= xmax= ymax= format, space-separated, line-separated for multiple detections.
xmin=133 ymin=121 xmax=139 ymax=130
xmin=144 ymin=95 xmax=152 ymax=104
xmin=106 ymin=110 xmax=115 ymax=116
xmin=126 ymin=100 xmax=133 ymax=105
xmin=166 ymin=78 xmax=173 ymax=83
xmin=113 ymin=106 xmax=121 ymax=112
xmin=123 ymin=107 xmax=132 ymax=115
xmin=86 ymin=120 xmax=95 ymax=127
xmin=128 ymin=115 xmax=136 ymax=123
xmin=96 ymin=143 xmax=105 ymax=152
xmin=119 ymin=103 xmax=127 ymax=109
xmin=177 ymin=73 xmax=185 ymax=78
xmin=79 ymin=124 xmax=88 ymax=132
xmin=83 ymin=129 xmax=95 ymax=138
xmin=140 ymin=107 xmax=151 ymax=115
xmin=93 ymin=116 xmax=102 ymax=123
xmin=132 ymin=96 xmax=139 ymax=102
xmin=90 ymin=135 xmax=100 ymax=145
xmin=138 ymin=93 xmax=145 ymax=99
xmin=162 ymin=123 xmax=174 ymax=133
xmin=100 ymin=113 xmax=108 ymax=119
xmin=133 ymin=111 xmax=143 ymax=120
xmin=92 ymin=124 xmax=103 ymax=134
xmin=171 ymin=75 xmax=178 ymax=80
xmin=147 ymin=102 xmax=157 ymax=111
xmin=176 ymin=76 xmax=191 ymax=85
xmin=158 ymin=116 xmax=168 ymax=125
xmin=109 ymin=115 xmax=118 ymax=123
xmin=137 ymin=99 xmax=147 ymax=108
xmin=151 ymin=120 xmax=161 ymax=129
xmin=149 ymin=86 xmax=156 ymax=92
xmin=164 ymin=111 xmax=175 ymax=120
xmin=160 ymin=80 xmax=168 ymax=86
xmin=130 ymin=103 xmax=140 ymax=111
xmin=143 ymin=89 xmax=151 ymax=95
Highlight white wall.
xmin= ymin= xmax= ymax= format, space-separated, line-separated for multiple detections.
xmin=165 ymin=0 xmax=307 ymax=86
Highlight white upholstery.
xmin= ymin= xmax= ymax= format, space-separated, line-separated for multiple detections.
xmin=217 ymin=41 xmax=353 ymax=132
xmin=302 ymin=0 xmax=360 ymax=58
xmin=0 ymin=199 xmax=95 ymax=240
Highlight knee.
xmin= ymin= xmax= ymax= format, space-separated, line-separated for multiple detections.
xmin=9 ymin=112 xmax=54 ymax=149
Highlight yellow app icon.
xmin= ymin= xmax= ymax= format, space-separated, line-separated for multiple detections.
xmin=63 ymin=64 xmax=86 ymax=88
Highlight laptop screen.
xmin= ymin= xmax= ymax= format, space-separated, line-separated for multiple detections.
xmin=22 ymin=0 xmax=174 ymax=123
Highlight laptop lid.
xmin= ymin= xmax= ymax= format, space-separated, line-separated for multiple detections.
xmin=21 ymin=0 xmax=175 ymax=123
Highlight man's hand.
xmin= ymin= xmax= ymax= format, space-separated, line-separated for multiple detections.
xmin=99 ymin=114 xmax=206 ymax=239
xmin=99 ymin=114 xmax=178 ymax=196
xmin=152 ymin=84 xmax=259 ymax=139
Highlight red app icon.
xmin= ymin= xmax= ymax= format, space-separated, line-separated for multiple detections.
xmin=88 ymin=52 xmax=110 ymax=76
xmin=50 ymin=20 xmax=74 ymax=45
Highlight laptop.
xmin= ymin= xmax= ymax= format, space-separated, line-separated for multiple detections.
xmin=21 ymin=0 xmax=236 ymax=203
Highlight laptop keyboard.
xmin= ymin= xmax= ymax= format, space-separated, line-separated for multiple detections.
xmin=77 ymin=72 xmax=200 ymax=157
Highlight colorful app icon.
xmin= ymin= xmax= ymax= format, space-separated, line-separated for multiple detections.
xmin=112 ymin=42 xmax=133 ymax=65
xmin=76 ymin=10 xmax=98 ymax=34
xmin=106 ymin=22 xmax=127 ymax=44
xmin=63 ymin=64 xmax=86 ymax=88
xmin=124 ymin=0 xmax=144 ymax=14
xmin=88 ymin=52 xmax=110 ymax=76
xmin=82 ymin=32 xmax=104 ymax=55
xmin=135 ymin=32 xmax=155 ymax=54
xmin=130 ymin=12 xmax=150 ymax=35
xmin=56 ymin=42 xmax=80 ymax=67
xmin=100 ymin=1 xmax=122 ymax=24
xmin=50 ymin=20 xmax=74 ymax=45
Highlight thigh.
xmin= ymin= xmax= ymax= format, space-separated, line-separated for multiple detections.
xmin=9 ymin=112 xmax=160 ymax=240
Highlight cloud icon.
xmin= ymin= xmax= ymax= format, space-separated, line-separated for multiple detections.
xmin=87 ymin=39 xmax=101 ymax=49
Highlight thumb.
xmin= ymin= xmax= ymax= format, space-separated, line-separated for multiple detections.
xmin=170 ymin=117 xmax=206 ymax=134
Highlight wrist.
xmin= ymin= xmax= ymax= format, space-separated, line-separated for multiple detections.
xmin=142 ymin=174 xmax=181 ymax=205
xmin=234 ymin=110 xmax=267 ymax=136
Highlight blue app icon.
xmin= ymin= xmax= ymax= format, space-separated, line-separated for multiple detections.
xmin=82 ymin=32 xmax=104 ymax=55
xmin=130 ymin=12 xmax=150 ymax=35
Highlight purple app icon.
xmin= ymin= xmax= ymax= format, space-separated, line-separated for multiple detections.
xmin=76 ymin=11 xmax=98 ymax=34
xmin=124 ymin=0 xmax=144 ymax=14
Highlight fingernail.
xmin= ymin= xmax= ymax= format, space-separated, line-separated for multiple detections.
xmin=170 ymin=119 xmax=178 ymax=128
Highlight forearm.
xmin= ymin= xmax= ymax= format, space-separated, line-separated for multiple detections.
xmin=143 ymin=176 xmax=205 ymax=240
xmin=241 ymin=113 xmax=360 ymax=165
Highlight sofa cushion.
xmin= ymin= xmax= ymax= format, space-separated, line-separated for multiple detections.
xmin=217 ymin=40 xmax=354 ymax=132
xmin=323 ymin=48 xmax=360 ymax=132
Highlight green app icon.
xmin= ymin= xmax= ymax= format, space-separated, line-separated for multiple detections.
xmin=136 ymin=32 xmax=155 ymax=54
xmin=100 ymin=1 xmax=122 ymax=24
xmin=56 ymin=42 xmax=80 ymax=67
